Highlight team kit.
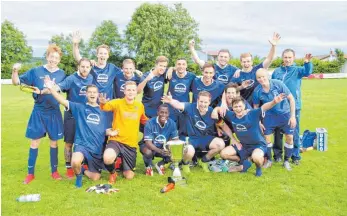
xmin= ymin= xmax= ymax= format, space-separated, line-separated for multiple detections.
xmin=11 ymin=32 xmax=313 ymax=188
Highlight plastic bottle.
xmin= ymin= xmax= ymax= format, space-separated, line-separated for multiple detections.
xmin=16 ymin=194 xmax=41 ymax=202
xmin=160 ymin=183 xmax=175 ymax=193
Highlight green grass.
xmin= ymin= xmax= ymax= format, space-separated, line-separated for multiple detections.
xmin=2 ymin=79 xmax=347 ymax=216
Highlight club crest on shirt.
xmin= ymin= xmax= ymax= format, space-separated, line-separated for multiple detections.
xmin=195 ymin=121 xmax=207 ymax=131
xmin=97 ymin=74 xmax=108 ymax=84
xmin=154 ymin=134 xmax=167 ymax=145
xmin=120 ymin=83 xmax=125 ymax=92
xmin=174 ymin=83 xmax=186 ymax=93
xmin=79 ymin=86 xmax=87 ymax=96
xmin=154 ymin=81 xmax=163 ymax=92
xmin=86 ymin=114 xmax=100 ymax=125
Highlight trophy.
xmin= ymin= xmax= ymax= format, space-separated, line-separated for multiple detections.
xmin=164 ymin=139 xmax=187 ymax=185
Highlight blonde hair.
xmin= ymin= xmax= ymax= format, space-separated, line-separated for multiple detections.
xmin=46 ymin=44 xmax=63 ymax=58
xmin=155 ymin=56 xmax=169 ymax=65
xmin=96 ymin=44 xmax=110 ymax=54
xmin=240 ymin=53 xmax=253 ymax=61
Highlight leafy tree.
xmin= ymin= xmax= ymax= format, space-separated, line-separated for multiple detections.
xmin=88 ymin=20 xmax=123 ymax=66
xmin=1 ymin=20 xmax=32 ymax=78
xmin=49 ymin=33 xmax=87 ymax=75
xmin=125 ymin=3 xmax=201 ymax=72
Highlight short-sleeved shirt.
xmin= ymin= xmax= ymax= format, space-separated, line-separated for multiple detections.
xmin=141 ymin=71 xmax=166 ymax=110
xmin=230 ymin=63 xmax=264 ymax=103
xmin=214 ymin=64 xmax=239 ymax=85
xmin=223 ymin=108 xmax=266 ymax=146
xmin=144 ymin=117 xmax=178 ymax=147
xmin=191 ymin=77 xmax=225 ymax=107
xmin=58 ymin=72 xmax=93 ymax=104
xmin=252 ymin=79 xmax=292 ymax=115
xmin=90 ymin=63 xmax=122 ymax=99
xmin=113 ymin=72 xmax=143 ymax=99
xmin=181 ymin=103 xmax=217 ymax=138
xmin=19 ymin=66 xmax=66 ymax=111
xmin=168 ymin=71 xmax=196 ymax=102
xmin=68 ymin=102 xmax=107 ymax=156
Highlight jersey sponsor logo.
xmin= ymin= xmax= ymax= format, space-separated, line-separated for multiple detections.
xmin=123 ymin=111 xmax=138 ymax=120
xmin=272 ymin=90 xmax=279 ymax=97
xmin=97 ymin=74 xmax=108 ymax=84
xmin=86 ymin=113 xmax=100 ymax=125
xmin=174 ymin=83 xmax=187 ymax=93
xmin=154 ymin=134 xmax=167 ymax=145
xmin=79 ymin=86 xmax=87 ymax=96
xmin=245 ymin=79 xmax=255 ymax=89
xmin=120 ymin=83 xmax=125 ymax=92
xmin=154 ymin=81 xmax=164 ymax=92
xmin=217 ymin=75 xmax=229 ymax=83
xmin=235 ymin=124 xmax=247 ymax=132
xmin=195 ymin=120 xmax=207 ymax=131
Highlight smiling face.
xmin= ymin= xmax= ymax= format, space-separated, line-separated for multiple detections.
xmin=240 ymin=56 xmax=253 ymax=70
xmin=157 ymin=106 xmax=169 ymax=125
xmin=232 ymin=100 xmax=246 ymax=117
xmin=175 ymin=59 xmax=187 ymax=75
xmin=256 ymin=69 xmax=269 ymax=86
xmin=217 ymin=51 xmax=230 ymax=66
xmin=86 ymin=86 xmax=99 ymax=104
xmin=282 ymin=51 xmax=295 ymax=66
xmin=155 ymin=61 xmax=168 ymax=75
xmin=96 ymin=47 xmax=109 ymax=65
xmin=78 ymin=60 xmax=92 ymax=78
xmin=46 ymin=52 xmax=61 ymax=69
xmin=122 ymin=62 xmax=135 ymax=79
xmin=197 ymin=95 xmax=211 ymax=115
xmin=226 ymin=87 xmax=239 ymax=102
xmin=124 ymin=83 xmax=137 ymax=101
xmin=202 ymin=67 xmax=215 ymax=85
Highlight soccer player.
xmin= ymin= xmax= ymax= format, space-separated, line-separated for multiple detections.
xmin=162 ymin=91 xmax=225 ymax=173
xmin=191 ymin=63 xmax=225 ymax=108
xmin=213 ymin=94 xmax=287 ymax=177
xmin=252 ymin=68 xmax=297 ymax=171
xmin=44 ymin=79 xmax=116 ymax=188
xmin=141 ymin=104 xmax=179 ymax=176
xmin=100 ymin=81 xmax=148 ymax=183
xmin=166 ymin=58 xmax=196 ymax=122
xmin=113 ymin=59 xmax=143 ymax=99
xmin=230 ymin=32 xmax=281 ymax=105
xmin=56 ymin=58 xmax=93 ymax=179
xmin=221 ymin=83 xmax=252 ymax=110
xmin=271 ymin=50 xmax=313 ymax=165
xmin=137 ymin=56 xmax=168 ymax=118
xmin=189 ymin=40 xmax=239 ymax=85
xmin=11 ymin=44 xmax=66 ymax=184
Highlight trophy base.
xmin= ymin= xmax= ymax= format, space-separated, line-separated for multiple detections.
xmin=168 ymin=176 xmax=187 ymax=186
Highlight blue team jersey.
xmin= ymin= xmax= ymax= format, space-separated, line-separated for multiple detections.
xmin=252 ymin=79 xmax=292 ymax=115
xmin=272 ymin=62 xmax=313 ymax=110
xmin=217 ymin=98 xmax=252 ymax=110
xmin=191 ymin=77 xmax=225 ymax=107
xmin=113 ymin=72 xmax=143 ymax=99
xmin=69 ymin=102 xmax=107 ymax=156
xmin=224 ymin=108 xmax=266 ymax=146
xmin=90 ymin=63 xmax=122 ymax=99
xmin=168 ymin=72 xmax=196 ymax=102
xmin=214 ymin=64 xmax=239 ymax=85
xmin=142 ymin=71 xmax=166 ymax=109
xmin=230 ymin=63 xmax=264 ymax=103
xmin=19 ymin=66 xmax=66 ymax=111
xmin=58 ymin=72 xmax=93 ymax=104
xmin=181 ymin=103 xmax=217 ymax=138
xmin=144 ymin=117 xmax=179 ymax=147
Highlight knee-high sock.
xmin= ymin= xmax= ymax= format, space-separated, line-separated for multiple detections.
xmin=50 ymin=147 xmax=58 ymax=173
xmin=143 ymin=154 xmax=153 ymax=167
xmin=105 ymin=163 xmax=115 ymax=174
xmin=267 ymin=143 xmax=273 ymax=161
xmin=28 ymin=148 xmax=38 ymax=175
xmin=284 ymin=143 xmax=294 ymax=161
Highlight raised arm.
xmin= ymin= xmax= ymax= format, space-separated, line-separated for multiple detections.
xmin=298 ymin=54 xmax=313 ymax=77
xmin=161 ymin=92 xmax=185 ymax=111
xmin=263 ymin=32 xmax=281 ymax=69
xmin=188 ymin=39 xmax=205 ymax=68
xmin=44 ymin=76 xmax=68 ymax=108
xmin=137 ymin=71 xmax=154 ymax=93
xmin=11 ymin=63 xmax=21 ymax=85
xmin=72 ymin=31 xmax=82 ymax=62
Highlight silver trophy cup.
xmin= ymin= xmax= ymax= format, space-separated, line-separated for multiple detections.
xmin=164 ymin=140 xmax=187 ymax=185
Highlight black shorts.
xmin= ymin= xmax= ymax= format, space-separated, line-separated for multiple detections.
xmin=107 ymin=141 xmax=137 ymax=171
xmin=139 ymin=144 xmax=171 ymax=163
xmin=64 ymin=111 xmax=76 ymax=143
xmin=74 ymin=145 xmax=104 ymax=174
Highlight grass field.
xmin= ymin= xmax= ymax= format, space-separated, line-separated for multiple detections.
xmin=1 ymin=79 xmax=347 ymax=216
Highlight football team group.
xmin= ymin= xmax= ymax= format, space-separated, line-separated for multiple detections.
xmin=11 ymin=32 xmax=313 ymax=188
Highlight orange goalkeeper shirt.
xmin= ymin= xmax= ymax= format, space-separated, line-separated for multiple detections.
xmin=100 ymin=98 xmax=148 ymax=148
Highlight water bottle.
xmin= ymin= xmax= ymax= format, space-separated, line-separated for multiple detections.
xmin=16 ymin=194 xmax=41 ymax=202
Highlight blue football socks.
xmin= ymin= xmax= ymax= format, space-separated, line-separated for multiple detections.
xmin=28 ymin=148 xmax=38 ymax=175
xmin=50 ymin=147 xmax=58 ymax=173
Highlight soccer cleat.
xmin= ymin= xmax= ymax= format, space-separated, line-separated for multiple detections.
xmin=182 ymin=164 xmax=191 ymax=173
xmin=263 ymin=160 xmax=273 ymax=168
xmin=108 ymin=173 xmax=117 ymax=184
xmin=292 ymin=160 xmax=300 ymax=166
xmin=283 ymin=161 xmax=292 ymax=171
xmin=275 ymin=158 xmax=282 ymax=163
xmin=145 ymin=166 xmax=154 ymax=176
xmin=114 ymin=157 xmax=122 ymax=172
xmin=51 ymin=171 xmax=62 ymax=180
xmin=155 ymin=163 xmax=165 ymax=175
xmin=66 ymin=168 xmax=74 ymax=179
xmin=23 ymin=174 xmax=35 ymax=184
xmin=199 ymin=160 xmax=210 ymax=173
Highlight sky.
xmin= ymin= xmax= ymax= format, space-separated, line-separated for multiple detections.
xmin=2 ymin=1 xmax=347 ymax=59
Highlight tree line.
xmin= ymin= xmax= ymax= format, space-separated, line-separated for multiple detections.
xmin=1 ymin=3 xmax=345 ymax=78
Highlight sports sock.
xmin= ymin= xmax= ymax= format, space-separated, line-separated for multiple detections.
xmin=143 ymin=154 xmax=153 ymax=167
xmin=241 ymin=160 xmax=252 ymax=173
xmin=28 ymin=148 xmax=38 ymax=175
xmin=201 ymin=154 xmax=211 ymax=163
xmin=50 ymin=147 xmax=58 ymax=173
xmin=75 ymin=174 xmax=83 ymax=188
xmin=66 ymin=162 xmax=72 ymax=169
xmin=157 ymin=159 xmax=165 ymax=167
xmin=105 ymin=163 xmax=115 ymax=174
xmin=255 ymin=166 xmax=262 ymax=177
xmin=267 ymin=143 xmax=273 ymax=161
xmin=284 ymin=143 xmax=294 ymax=161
